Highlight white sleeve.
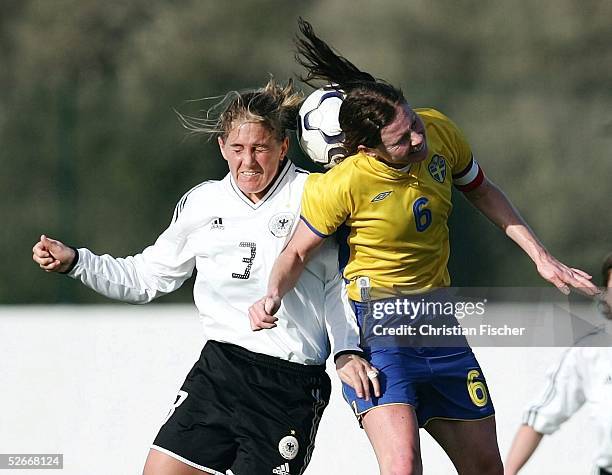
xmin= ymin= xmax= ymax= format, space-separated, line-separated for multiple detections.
xmin=322 ymin=253 xmax=363 ymax=358
xmin=522 ymin=349 xmax=586 ymax=434
xmin=67 ymin=202 xmax=195 ymax=304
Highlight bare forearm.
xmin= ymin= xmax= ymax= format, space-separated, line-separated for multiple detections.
xmin=465 ymin=179 xmax=547 ymax=263
xmin=464 ymin=178 xmax=598 ymax=294
xmin=267 ymin=243 xmax=308 ymax=299
xmin=505 ymin=425 xmax=544 ymax=474
xmin=267 ymin=220 xmax=325 ymax=299
xmin=249 ymin=222 xmax=326 ymax=328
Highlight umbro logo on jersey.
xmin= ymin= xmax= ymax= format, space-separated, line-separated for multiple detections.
xmin=272 ymin=463 xmax=290 ymax=475
xmin=371 ymin=191 xmax=393 ymax=202
xmin=210 ymin=217 xmax=224 ymax=230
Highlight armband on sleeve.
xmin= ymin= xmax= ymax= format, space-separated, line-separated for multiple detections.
xmin=453 ymin=157 xmax=485 ymax=192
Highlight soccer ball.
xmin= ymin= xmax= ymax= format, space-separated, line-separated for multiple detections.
xmin=297 ymin=86 xmax=348 ymax=168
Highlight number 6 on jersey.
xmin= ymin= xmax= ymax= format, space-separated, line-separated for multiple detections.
xmin=413 ymin=197 xmax=432 ymax=232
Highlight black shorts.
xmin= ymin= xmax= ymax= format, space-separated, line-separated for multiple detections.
xmin=152 ymin=341 xmax=331 ymax=475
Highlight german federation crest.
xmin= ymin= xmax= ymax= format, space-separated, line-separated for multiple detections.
xmin=278 ymin=434 xmax=299 ymax=460
xmin=428 ymin=154 xmax=447 ymax=183
xmin=269 ymin=212 xmax=294 ymax=238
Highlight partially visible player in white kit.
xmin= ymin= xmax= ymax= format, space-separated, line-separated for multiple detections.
xmin=505 ymin=254 xmax=612 ymax=475
xmin=32 ymin=79 xmax=378 ymax=475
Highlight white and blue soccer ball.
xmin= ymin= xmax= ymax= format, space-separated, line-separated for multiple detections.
xmin=297 ymin=86 xmax=348 ymax=168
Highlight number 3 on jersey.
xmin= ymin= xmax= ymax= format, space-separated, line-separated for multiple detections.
xmin=232 ymin=242 xmax=256 ymax=280
xmin=412 ymin=197 xmax=432 ymax=232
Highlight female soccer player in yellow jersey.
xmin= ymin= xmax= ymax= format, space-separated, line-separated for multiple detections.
xmin=249 ymin=19 xmax=600 ymax=475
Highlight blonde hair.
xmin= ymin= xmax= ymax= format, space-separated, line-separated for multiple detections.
xmin=176 ymin=78 xmax=303 ymax=142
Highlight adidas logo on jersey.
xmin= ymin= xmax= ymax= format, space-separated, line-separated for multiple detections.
xmin=371 ymin=191 xmax=393 ymax=202
xmin=272 ymin=462 xmax=290 ymax=475
xmin=210 ymin=217 xmax=224 ymax=230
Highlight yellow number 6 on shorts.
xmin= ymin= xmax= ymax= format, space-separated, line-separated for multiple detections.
xmin=466 ymin=370 xmax=489 ymax=407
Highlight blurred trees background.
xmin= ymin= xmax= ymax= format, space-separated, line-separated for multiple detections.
xmin=1 ymin=0 xmax=610 ymax=303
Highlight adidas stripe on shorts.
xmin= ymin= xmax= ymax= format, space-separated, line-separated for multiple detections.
xmin=151 ymin=340 xmax=331 ymax=475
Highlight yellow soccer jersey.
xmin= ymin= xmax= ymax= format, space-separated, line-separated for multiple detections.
xmin=301 ymin=108 xmax=484 ymax=301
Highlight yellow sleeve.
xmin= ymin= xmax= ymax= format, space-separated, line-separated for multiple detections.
xmin=301 ymin=169 xmax=352 ymax=237
xmin=442 ymin=112 xmax=473 ymax=175
xmin=423 ymin=108 xmax=473 ymax=174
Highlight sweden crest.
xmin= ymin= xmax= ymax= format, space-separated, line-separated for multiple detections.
xmin=428 ymin=155 xmax=446 ymax=183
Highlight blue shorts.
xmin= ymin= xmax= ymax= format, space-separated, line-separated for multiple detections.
xmin=342 ymin=347 xmax=495 ymax=427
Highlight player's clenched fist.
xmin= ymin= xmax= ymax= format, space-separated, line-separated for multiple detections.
xmin=248 ymin=296 xmax=281 ymax=331
xmin=336 ymin=353 xmax=381 ymax=402
xmin=32 ymin=235 xmax=76 ymax=273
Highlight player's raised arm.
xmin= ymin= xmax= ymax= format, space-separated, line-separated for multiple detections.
xmin=32 ymin=196 xmax=196 ymax=304
xmin=248 ymin=220 xmax=324 ymax=330
xmin=463 ymin=176 xmax=598 ymax=296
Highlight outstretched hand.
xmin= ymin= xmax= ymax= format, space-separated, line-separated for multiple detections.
xmin=336 ymin=353 xmax=381 ymax=401
xmin=248 ymin=295 xmax=281 ymax=331
xmin=32 ymin=235 xmax=76 ymax=273
xmin=536 ymin=252 xmax=599 ymax=296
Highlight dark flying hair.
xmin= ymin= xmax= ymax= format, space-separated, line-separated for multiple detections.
xmin=295 ymin=18 xmax=406 ymax=155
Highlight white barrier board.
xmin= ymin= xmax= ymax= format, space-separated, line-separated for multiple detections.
xmin=0 ymin=305 xmax=596 ymax=474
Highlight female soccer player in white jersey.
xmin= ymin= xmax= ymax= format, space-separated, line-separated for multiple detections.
xmin=249 ymin=20 xmax=600 ymax=475
xmin=32 ymin=79 xmax=378 ymax=475
xmin=505 ymin=254 xmax=612 ymax=475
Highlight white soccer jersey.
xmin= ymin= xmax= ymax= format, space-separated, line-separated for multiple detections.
xmin=69 ymin=159 xmax=361 ymax=365
xmin=523 ymin=346 xmax=612 ymax=472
